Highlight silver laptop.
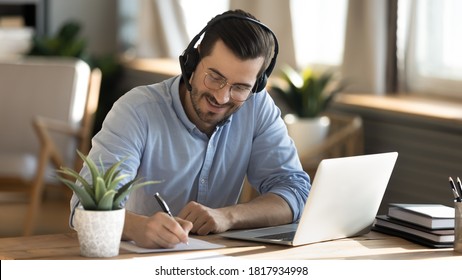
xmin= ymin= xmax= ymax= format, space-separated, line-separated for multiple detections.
xmin=221 ymin=152 xmax=398 ymax=246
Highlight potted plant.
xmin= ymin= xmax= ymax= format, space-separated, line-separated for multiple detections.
xmin=271 ymin=65 xmax=344 ymax=156
xmin=57 ymin=150 xmax=161 ymax=258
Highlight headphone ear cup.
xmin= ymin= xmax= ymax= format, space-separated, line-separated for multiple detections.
xmin=182 ymin=48 xmax=200 ymax=75
xmin=179 ymin=48 xmax=200 ymax=91
xmin=253 ymin=74 xmax=268 ymax=92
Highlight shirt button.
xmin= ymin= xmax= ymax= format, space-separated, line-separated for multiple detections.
xmin=200 ymin=178 xmax=206 ymax=184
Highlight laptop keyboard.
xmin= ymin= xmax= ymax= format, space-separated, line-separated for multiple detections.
xmin=256 ymin=231 xmax=296 ymax=241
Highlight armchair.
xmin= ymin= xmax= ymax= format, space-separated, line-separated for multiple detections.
xmin=0 ymin=57 xmax=101 ymax=236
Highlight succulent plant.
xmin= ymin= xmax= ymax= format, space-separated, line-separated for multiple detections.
xmin=57 ymin=150 xmax=161 ymax=211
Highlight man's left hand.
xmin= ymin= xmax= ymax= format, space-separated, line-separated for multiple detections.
xmin=178 ymin=201 xmax=232 ymax=235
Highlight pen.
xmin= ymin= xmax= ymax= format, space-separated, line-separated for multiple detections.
xmin=154 ymin=192 xmax=173 ymax=217
xmin=154 ymin=193 xmax=189 ymax=245
xmin=456 ymin=177 xmax=462 ymax=202
xmin=449 ymin=177 xmax=462 ymax=202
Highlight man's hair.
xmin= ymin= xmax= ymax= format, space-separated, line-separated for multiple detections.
xmin=199 ymin=9 xmax=276 ymax=78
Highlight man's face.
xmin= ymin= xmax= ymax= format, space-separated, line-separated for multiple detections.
xmin=186 ymin=40 xmax=264 ymax=134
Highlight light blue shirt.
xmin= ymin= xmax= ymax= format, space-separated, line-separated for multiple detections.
xmin=70 ymin=76 xmax=310 ymax=225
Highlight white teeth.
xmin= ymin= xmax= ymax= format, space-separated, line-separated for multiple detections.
xmin=207 ymin=97 xmax=220 ymax=107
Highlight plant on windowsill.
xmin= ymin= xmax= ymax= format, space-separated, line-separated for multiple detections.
xmin=270 ymin=65 xmax=344 ymax=156
xmin=57 ymin=150 xmax=161 ymax=258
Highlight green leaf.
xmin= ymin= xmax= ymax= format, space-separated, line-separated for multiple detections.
xmin=94 ymin=177 xmax=106 ymax=202
xmin=57 ymin=21 xmax=81 ymax=42
xmin=271 ymin=64 xmax=344 ymax=118
xmin=113 ymin=179 xmax=163 ymax=209
xmin=97 ymin=190 xmax=117 ymax=210
xmin=58 ymin=178 xmax=97 ymax=210
xmin=56 ymin=167 xmax=95 ymax=199
xmin=107 ymin=173 xmax=130 ymax=191
xmin=60 ymin=39 xmax=86 ymax=57
xmin=103 ymin=156 xmax=128 ymax=184
xmin=56 ymin=167 xmax=91 ymax=189
xmin=112 ymin=178 xmax=138 ymax=206
xmin=281 ymin=65 xmax=303 ymax=89
xmin=57 ymin=150 xmax=163 ymax=211
xmin=78 ymin=150 xmax=101 ymax=187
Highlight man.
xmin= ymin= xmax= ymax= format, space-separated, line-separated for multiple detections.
xmin=70 ymin=9 xmax=310 ymax=249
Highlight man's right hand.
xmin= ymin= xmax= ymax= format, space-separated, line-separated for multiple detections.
xmin=122 ymin=210 xmax=193 ymax=249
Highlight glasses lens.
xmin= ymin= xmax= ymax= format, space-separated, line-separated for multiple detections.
xmin=230 ymin=86 xmax=252 ymax=102
xmin=203 ymin=72 xmax=252 ymax=102
xmin=204 ymin=72 xmax=224 ymax=90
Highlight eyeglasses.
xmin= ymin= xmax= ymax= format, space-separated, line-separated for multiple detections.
xmin=203 ymin=71 xmax=254 ymax=102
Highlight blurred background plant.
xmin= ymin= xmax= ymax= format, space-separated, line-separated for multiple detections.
xmin=271 ymin=65 xmax=345 ymax=118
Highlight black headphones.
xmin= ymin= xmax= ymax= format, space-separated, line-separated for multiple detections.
xmin=179 ymin=13 xmax=279 ymax=93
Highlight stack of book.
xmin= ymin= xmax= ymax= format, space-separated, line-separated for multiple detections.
xmin=373 ymin=203 xmax=455 ymax=248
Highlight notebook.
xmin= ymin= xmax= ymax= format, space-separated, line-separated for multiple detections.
xmin=220 ymin=152 xmax=398 ymax=246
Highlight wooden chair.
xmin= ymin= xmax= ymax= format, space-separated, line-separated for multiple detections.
xmin=25 ymin=67 xmax=101 ymax=236
xmin=0 ymin=57 xmax=101 ymax=236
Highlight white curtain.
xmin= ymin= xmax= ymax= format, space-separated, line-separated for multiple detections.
xmin=127 ymin=0 xmax=406 ymax=96
xmin=341 ymin=0 xmax=389 ymax=94
xmin=132 ymin=0 xmax=295 ymax=72
xmin=229 ymin=0 xmax=297 ymax=72
xmin=136 ymin=0 xmax=189 ymax=58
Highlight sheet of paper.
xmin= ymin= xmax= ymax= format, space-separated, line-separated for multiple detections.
xmin=120 ymin=237 xmax=225 ymax=253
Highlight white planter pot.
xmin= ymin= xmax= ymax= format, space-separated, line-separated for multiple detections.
xmin=74 ymin=207 xmax=125 ymax=258
xmin=284 ymin=114 xmax=330 ymax=156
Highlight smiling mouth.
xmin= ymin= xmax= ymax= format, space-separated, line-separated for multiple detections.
xmin=207 ymin=96 xmax=220 ymax=106
xmin=205 ymin=96 xmax=227 ymax=112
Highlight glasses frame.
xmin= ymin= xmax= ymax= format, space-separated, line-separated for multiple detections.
xmin=203 ymin=71 xmax=254 ymax=102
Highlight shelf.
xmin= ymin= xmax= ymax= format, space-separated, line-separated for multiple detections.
xmin=0 ymin=0 xmax=45 ymax=35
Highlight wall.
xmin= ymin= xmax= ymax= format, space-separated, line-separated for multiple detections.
xmin=47 ymin=0 xmax=118 ymax=56
xmin=331 ymin=93 xmax=461 ymax=214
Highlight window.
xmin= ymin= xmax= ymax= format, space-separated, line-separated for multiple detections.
xmin=179 ymin=0 xmax=347 ymax=69
xmin=118 ymin=0 xmax=347 ymax=71
xmin=178 ymin=0 xmax=229 ymax=40
xmin=398 ymin=0 xmax=462 ymax=97
xmin=290 ymin=0 xmax=348 ymax=69
xmin=118 ymin=0 xmax=138 ymax=53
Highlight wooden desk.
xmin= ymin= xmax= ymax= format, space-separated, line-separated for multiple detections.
xmin=0 ymin=231 xmax=460 ymax=260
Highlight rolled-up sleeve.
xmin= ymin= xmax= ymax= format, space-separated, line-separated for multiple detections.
xmin=247 ymin=92 xmax=311 ymax=222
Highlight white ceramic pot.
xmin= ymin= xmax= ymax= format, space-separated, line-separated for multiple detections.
xmin=74 ymin=207 xmax=125 ymax=258
xmin=284 ymin=114 xmax=330 ymax=156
